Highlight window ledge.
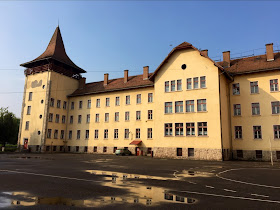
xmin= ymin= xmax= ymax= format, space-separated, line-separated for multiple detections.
xmin=164 ymin=113 xmax=173 ymax=115
xmin=164 ymin=136 xmax=173 ymax=137
xmin=175 ymin=112 xmax=184 ymax=114
xmin=197 ymin=136 xmax=209 ymax=137
xmin=147 ymin=138 xmax=153 ymax=140
xmin=197 ymin=111 xmax=208 ymax=113
xmin=234 ymin=138 xmax=243 ymax=140
xmin=253 ymin=139 xmax=262 ymax=140
xmin=186 ymin=112 xmax=196 ymax=114
xmin=232 ymin=94 xmax=240 ymax=96
xmin=186 ymin=135 xmax=196 ymax=137
xmin=270 ymin=91 xmax=279 ymax=93
xmin=233 ymin=115 xmax=242 ymax=117
xmin=250 ymin=93 xmax=259 ymax=95
xmin=272 ymin=114 xmax=280 ymax=116
xmin=252 ymin=115 xmax=261 ymax=116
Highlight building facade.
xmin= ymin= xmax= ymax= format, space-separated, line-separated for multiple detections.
xmin=18 ymin=27 xmax=280 ymax=161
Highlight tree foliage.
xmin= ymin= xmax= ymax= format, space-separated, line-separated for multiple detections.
xmin=0 ymin=107 xmax=20 ymax=145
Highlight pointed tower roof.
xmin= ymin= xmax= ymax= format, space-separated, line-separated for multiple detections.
xmin=21 ymin=26 xmax=86 ymax=73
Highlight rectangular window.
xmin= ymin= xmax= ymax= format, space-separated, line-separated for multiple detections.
xmin=104 ymin=129 xmax=108 ymax=139
xmin=186 ymin=123 xmax=195 ymax=136
xmin=165 ymin=81 xmax=170 ymax=92
xmin=137 ymin=94 xmax=141 ymax=104
xmin=232 ymin=83 xmax=240 ymax=95
xmin=198 ymin=122 xmax=207 ymax=136
xmin=125 ymin=129 xmax=129 ymax=139
xmin=55 ymin=114 xmax=60 ymax=123
xmin=235 ymin=126 xmax=242 ymax=139
xmin=165 ymin=123 xmax=173 ymax=136
xmin=187 ymin=78 xmax=192 ymax=90
xmin=253 ymin=126 xmax=262 ymax=139
xmin=77 ymin=130 xmax=81 ymax=139
xmin=53 ymin=146 xmax=57 ymax=152
xmin=96 ymin=99 xmax=100 ymax=107
xmin=85 ymin=130 xmax=89 ymax=139
xmin=186 ymin=100 xmax=195 ymax=112
xmin=272 ymin=101 xmax=280 ymax=114
xmin=94 ymin=130 xmax=99 ymax=139
xmin=71 ymin=102 xmax=74 ymax=110
xmin=68 ymin=130 xmax=72 ymax=139
xmin=148 ymin=110 xmax=153 ymax=120
xmin=84 ymin=146 xmax=88 ymax=152
xmin=270 ymin=79 xmax=278 ymax=92
xmin=50 ymin=98 xmax=55 ymax=107
xmin=234 ymin=104 xmax=241 ymax=116
xmin=175 ymin=101 xmax=183 ymax=113
xmin=54 ymin=130 xmax=58 ymax=139
xmin=126 ymin=95 xmax=130 ymax=105
xmin=86 ymin=114 xmax=90 ymax=123
xmin=25 ymin=121 xmax=29 ymax=130
xmin=115 ymin=112 xmax=119 ymax=121
xmin=70 ymin=115 xmax=73 ymax=124
xmin=197 ymin=99 xmax=207 ymax=112
xmin=125 ymin=111 xmax=130 ymax=121
xmin=47 ymin=129 xmax=52 ymax=138
xmin=148 ymin=93 xmax=153 ymax=103
xmin=95 ymin=114 xmax=99 ymax=122
xmin=147 ymin=148 xmax=152 ymax=154
xmin=62 ymin=115 xmax=66 ymax=124
xmin=94 ymin=146 xmax=97 ymax=152
xmin=114 ymin=129 xmax=118 ymax=139
xmin=27 ymin=106 xmax=31 ymax=115
xmin=105 ymin=113 xmax=109 ymax=122
xmin=115 ymin=97 xmax=120 ymax=106
xmin=256 ymin=150 xmax=262 ymax=159
xmin=148 ymin=128 xmax=152 ymax=139
xmin=200 ymin=76 xmax=206 ymax=88
xmin=188 ymin=148 xmax=194 ymax=157
xmin=252 ymin=103 xmax=260 ymax=115
xmin=277 ymin=151 xmax=280 ymax=160
xmin=136 ymin=111 xmax=141 ymax=120
xmin=87 ymin=100 xmax=91 ymax=108
xmin=175 ymin=123 xmax=183 ymax=136
xmin=103 ymin=147 xmax=107 ymax=153
xmin=60 ymin=130 xmax=65 ymax=139
xmin=237 ymin=150 xmax=243 ymax=158
xmin=79 ymin=101 xmax=83 ymax=109
xmin=106 ymin=98 xmax=110 ymax=107
xmin=113 ymin=147 xmax=117 ymax=153
xmin=78 ymin=115 xmax=82 ymax=123
xmin=76 ymin=146 xmax=79 ymax=152
xmin=48 ymin=113 xmax=53 ymax=122
xmin=136 ymin=128 xmax=141 ymax=139
xmin=57 ymin=100 xmax=61 ymax=108
xmin=274 ymin=125 xmax=280 ymax=139
xmin=177 ymin=148 xmax=182 ymax=156
xmin=250 ymin=81 xmax=259 ymax=94
xmin=193 ymin=77 xmax=199 ymax=89
xmin=171 ymin=80 xmax=175 ymax=91
xmin=63 ymin=101 xmax=67 ymax=109
xmin=177 ymin=79 xmax=182 ymax=91
xmin=165 ymin=102 xmax=173 ymax=113
xmin=28 ymin=92 xmax=33 ymax=101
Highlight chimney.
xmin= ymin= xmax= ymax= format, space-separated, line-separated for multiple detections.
xmin=124 ymin=70 xmax=128 ymax=83
xmin=104 ymin=73 xmax=109 ymax=86
xmin=201 ymin=49 xmax=208 ymax=57
xmin=143 ymin=66 xmax=149 ymax=80
xmin=79 ymin=77 xmax=86 ymax=89
xmin=223 ymin=51 xmax=231 ymax=68
xmin=266 ymin=43 xmax=274 ymax=61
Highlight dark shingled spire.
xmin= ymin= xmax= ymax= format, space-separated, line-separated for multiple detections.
xmin=21 ymin=26 xmax=86 ymax=73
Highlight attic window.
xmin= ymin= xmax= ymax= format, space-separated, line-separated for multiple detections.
xmin=181 ymin=64 xmax=187 ymax=70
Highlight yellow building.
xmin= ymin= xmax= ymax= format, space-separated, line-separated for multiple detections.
xmin=18 ymin=27 xmax=280 ymax=161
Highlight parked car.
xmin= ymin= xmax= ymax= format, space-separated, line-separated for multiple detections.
xmin=115 ymin=148 xmax=132 ymax=156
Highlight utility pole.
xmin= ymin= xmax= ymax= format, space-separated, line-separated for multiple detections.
xmin=269 ymin=136 xmax=274 ymax=166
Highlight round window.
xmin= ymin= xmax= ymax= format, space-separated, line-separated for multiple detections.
xmin=181 ymin=64 xmax=187 ymax=70
xmin=41 ymin=100 xmax=44 ymax=104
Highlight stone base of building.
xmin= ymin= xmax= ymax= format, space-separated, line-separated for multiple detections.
xmin=233 ymin=150 xmax=280 ymax=161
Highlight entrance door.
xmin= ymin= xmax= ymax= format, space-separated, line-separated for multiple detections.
xmin=23 ymin=138 xmax=28 ymax=149
xmin=136 ymin=147 xmax=140 ymax=156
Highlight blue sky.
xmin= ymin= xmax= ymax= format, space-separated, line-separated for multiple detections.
xmin=1 ymin=1 xmax=280 ymax=117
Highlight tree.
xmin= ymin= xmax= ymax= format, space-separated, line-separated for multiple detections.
xmin=0 ymin=107 xmax=20 ymax=146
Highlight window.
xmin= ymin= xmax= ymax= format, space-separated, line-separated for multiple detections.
xmin=27 ymin=106 xmax=31 ymax=115
xmin=186 ymin=123 xmax=195 ymax=136
xmin=114 ymin=129 xmax=118 ymax=139
xmin=105 ymin=113 xmax=109 ymax=122
xmin=62 ymin=115 xmax=66 ymax=124
xmin=106 ymin=98 xmax=110 ymax=107
xmin=115 ymin=97 xmax=120 ymax=106
xmin=274 ymin=125 xmax=280 ymax=139
xmin=148 ymin=93 xmax=153 ymax=103
xmin=86 ymin=114 xmax=90 ymax=123
xmin=165 ymin=81 xmax=170 ymax=92
xmin=237 ymin=150 xmax=243 ymax=158
xmin=125 ymin=129 xmax=129 ymax=139
xmin=103 ymin=147 xmax=107 ymax=153
xmin=48 ymin=113 xmax=53 ymax=122
xmin=270 ymin=79 xmax=278 ymax=92
xmin=175 ymin=101 xmax=183 ymax=113
xmin=277 ymin=151 xmax=280 ymax=160
xmin=57 ymin=100 xmax=61 ymax=108
xmin=177 ymin=79 xmax=182 ymax=91
xmin=165 ymin=123 xmax=172 ymax=136
xmin=78 ymin=101 xmax=82 ymax=109
xmin=165 ymin=193 xmax=174 ymax=200
xmin=193 ymin=77 xmax=199 ymax=89
xmin=94 ymin=146 xmax=97 ymax=152
xmin=63 ymin=101 xmax=67 ymax=109
xmin=252 ymin=103 xmax=260 ymax=115
xmin=114 ymin=112 xmax=119 ymax=122
xmin=84 ymin=146 xmax=88 ymax=152
xmin=94 ymin=130 xmax=99 ymax=139
xmin=85 ymin=130 xmax=89 ymax=139
xmin=95 ymin=114 xmax=99 ymax=122
xmin=25 ymin=121 xmax=29 ymax=130
xmin=28 ymin=92 xmax=33 ymax=101
xmin=47 ymin=129 xmax=52 ymax=138
xmin=200 ymin=76 xmax=206 ymax=88
xmin=77 ymin=130 xmax=81 ymax=139
xmin=136 ymin=128 xmax=141 ymax=139
xmin=125 ymin=111 xmax=130 ymax=121
xmin=96 ymin=99 xmax=100 ymax=107
xmin=76 ymin=146 xmax=79 ymax=152
xmin=71 ymin=102 xmax=74 ymax=110
xmin=70 ymin=116 xmax=73 ymax=124
xmin=53 ymin=146 xmax=57 ymax=152
xmin=87 ymin=100 xmax=91 ymax=108
xmin=232 ymin=83 xmax=240 ymax=95
xmin=272 ymin=101 xmax=280 ymax=114
xmin=165 ymin=102 xmax=172 ymax=113
xmin=147 ymin=128 xmax=152 ymax=139
xmin=198 ymin=122 xmax=207 ymax=136
xmin=104 ymin=129 xmax=108 ymax=139
xmin=175 ymin=123 xmax=183 ymax=136
xmin=186 ymin=100 xmax=195 ymax=112
xmin=188 ymin=148 xmax=194 ymax=157
xmin=250 ymin=81 xmax=259 ymax=94
xmin=78 ymin=115 xmax=82 ymax=123
xmin=136 ymin=111 xmax=141 ymax=120
xmin=68 ymin=130 xmax=72 ymax=139
xmin=55 ymin=114 xmax=60 ymax=123
xmin=137 ymin=94 xmax=141 ymax=104
xmin=171 ymin=80 xmax=175 ymax=91
xmin=60 ymin=130 xmax=64 ymax=139
xmin=113 ymin=147 xmax=117 ymax=153
xmin=54 ymin=130 xmax=58 ymax=139
xmin=235 ymin=126 xmax=242 ymax=139
xmin=197 ymin=99 xmax=207 ymax=112
xmin=50 ymin=98 xmax=54 ymax=107
xmin=187 ymin=78 xmax=192 ymax=90
xmin=148 ymin=110 xmax=153 ymax=120
xmin=256 ymin=150 xmax=262 ymax=159
xmin=177 ymin=148 xmax=182 ymax=156
xmin=147 ymin=148 xmax=152 ymax=154
xmin=126 ymin=95 xmax=130 ymax=105
xmin=253 ymin=126 xmax=262 ymax=139
xmin=234 ymin=104 xmax=241 ymax=116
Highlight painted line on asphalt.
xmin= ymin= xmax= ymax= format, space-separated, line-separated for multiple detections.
xmin=188 ymin=181 xmax=197 ymax=184
xmin=251 ymin=194 xmax=269 ymax=198
xmin=224 ymin=189 xmax=236 ymax=193
xmin=205 ymin=185 xmax=215 ymax=189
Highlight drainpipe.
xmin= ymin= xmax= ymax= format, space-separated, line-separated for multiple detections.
xmin=219 ymin=71 xmax=224 ymax=161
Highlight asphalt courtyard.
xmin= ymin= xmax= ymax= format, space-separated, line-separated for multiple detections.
xmin=0 ymin=153 xmax=280 ymax=209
